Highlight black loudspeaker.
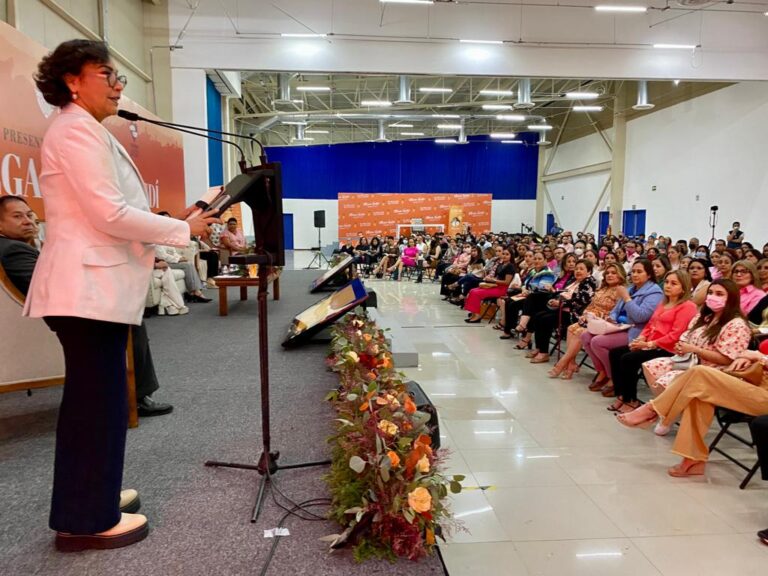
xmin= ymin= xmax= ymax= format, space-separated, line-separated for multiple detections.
xmin=405 ymin=381 xmax=440 ymax=449
xmin=363 ymin=288 xmax=377 ymax=309
xmin=314 ymin=210 xmax=326 ymax=229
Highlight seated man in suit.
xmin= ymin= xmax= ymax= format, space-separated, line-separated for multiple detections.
xmin=0 ymin=196 xmax=171 ymax=417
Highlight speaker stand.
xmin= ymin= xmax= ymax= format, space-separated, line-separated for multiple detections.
xmin=205 ymin=260 xmax=330 ymax=522
xmin=304 ymin=227 xmax=331 ymax=269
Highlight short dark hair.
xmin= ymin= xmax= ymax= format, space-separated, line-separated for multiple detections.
xmin=0 ymin=195 xmax=30 ymax=216
xmin=35 ymin=40 xmax=111 ymax=107
xmin=632 ymin=258 xmax=656 ymax=282
xmin=227 ymin=217 xmax=238 ymax=224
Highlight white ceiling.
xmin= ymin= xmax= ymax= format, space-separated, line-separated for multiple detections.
xmin=168 ymin=0 xmax=768 ymax=81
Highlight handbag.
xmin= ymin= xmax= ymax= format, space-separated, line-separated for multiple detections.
xmin=479 ymin=282 xmax=496 ymax=289
xmin=724 ymin=361 xmax=764 ymax=386
xmin=586 ymin=316 xmax=631 ymax=336
xmin=670 ymin=353 xmax=698 ymax=371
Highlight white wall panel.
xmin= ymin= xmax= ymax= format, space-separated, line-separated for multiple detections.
xmin=283 ymin=199 xmax=338 ymax=250
xmin=491 ymin=200 xmax=536 ymax=235
xmin=546 ymin=174 xmax=609 ymax=236
xmin=171 ymin=68 xmax=209 ymax=206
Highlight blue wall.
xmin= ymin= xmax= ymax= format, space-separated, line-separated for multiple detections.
xmin=265 ymin=134 xmax=539 ymax=200
xmin=206 ymin=77 xmax=224 ymax=187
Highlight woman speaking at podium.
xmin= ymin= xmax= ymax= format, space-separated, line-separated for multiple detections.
xmin=25 ymin=40 xmax=218 ymax=551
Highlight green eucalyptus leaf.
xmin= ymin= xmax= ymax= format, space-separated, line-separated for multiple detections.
xmin=349 ymin=456 xmax=366 ymax=474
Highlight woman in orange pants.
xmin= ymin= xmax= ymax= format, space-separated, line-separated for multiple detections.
xmin=617 ymin=350 xmax=768 ymax=477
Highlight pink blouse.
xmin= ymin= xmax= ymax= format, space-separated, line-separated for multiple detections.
xmin=740 ymin=284 xmax=766 ymax=315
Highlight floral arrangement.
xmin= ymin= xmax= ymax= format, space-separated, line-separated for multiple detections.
xmin=324 ymin=312 xmax=463 ymax=562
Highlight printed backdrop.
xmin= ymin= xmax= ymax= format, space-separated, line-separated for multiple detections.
xmin=0 ymin=21 xmax=186 ymax=220
xmin=338 ymin=193 xmax=492 ymax=244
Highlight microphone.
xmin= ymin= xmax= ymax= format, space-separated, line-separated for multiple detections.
xmin=117 ymin=109 xmax=267 ymax=166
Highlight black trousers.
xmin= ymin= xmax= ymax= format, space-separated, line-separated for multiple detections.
xmin=610 ymin=347 xmax=673 ymax=402
xmin=503 ymin=297 xmax=526 ymax=333
xmin=44 ymin=316 xmax=129 ymax=534
xmin=521 ymin=291 xmax=554 ymax=320
xmin=132 ymin=323 xmax=159 ymax=401
xmin=532 ymin=308 xmax=572 ymax=354
xmin=198 ymin=251 xmax=219 ymax=279
xmin=440 ymin=272 xmax=461 ymax=296
xmin=749 ymin=415 xmax=768 ymax=480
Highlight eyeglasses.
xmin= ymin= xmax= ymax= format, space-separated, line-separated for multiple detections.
xmin=95 ymin=69 xmax=127 ymax=88
xmin=732 ymin=269 xmax=750 ymax=275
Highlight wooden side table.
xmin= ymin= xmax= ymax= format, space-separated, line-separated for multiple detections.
xmin=213 ymin=271 xmax=281 ymax=316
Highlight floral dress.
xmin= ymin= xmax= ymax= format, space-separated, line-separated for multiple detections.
xmin=642 ymin=315 xmax=752 ymax=390
xmin=566 ymin=286 xmax=621 ymax=338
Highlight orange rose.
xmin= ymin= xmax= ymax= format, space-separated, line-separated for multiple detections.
xmin=407 ymin=487 xmax=432 ymax=513
xmin=363 ymin=333 xmax=372 ymax=342
xmin=403 ymin=395 xmax=417 ymax=414
xmin=416 ymin=454 xmax=430 ymax=473
xmin=387 ymin=450 xmax=400 ymax=468
xmin=377 ymin=419 xmax=398 ymax=436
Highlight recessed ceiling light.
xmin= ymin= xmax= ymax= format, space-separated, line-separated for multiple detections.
xmin=479 ymin=89 xmax=514 ymax=96
xmin=459 ymin=39 xmax=504 ymax=45
xmin=437 ymin=124 xmax=462 ymax=129
xmin=653 ymin=43 xmax=698 ymax=50
xmin=304 ymin=129 xmax=329 ymax=134
xmin=280 ymin=33 xmax=327 ymax=38
xmin=573 ymin=105 xmax=604 ymax=112
xmin=482 ymin=104 xmax=513 ymax=110
xmin=497 ymin=114 xmax=527 ymax=121
xmin=432 ymin=113 xmax=460 ymax=118
xmin=296 ymin=86 xmax=331 ymax=92
xmin=400 ymin=132 xmax=425 ymax=136
xmin=389 ymin=123 xmax=413 ymax=128
xmin=282 ymin=121 xmax=308 ymax=125
xmin=360 ymin=100 xmax=393 ymax=107
xmin=594 ymin=5 xmax=647 ymax=12
xmin=566 ymin=92 xmax=600 ymax=99
xmin=435 ymin=138 xmax=458 ymax=144
xmin=291 ymin=99 xmax=304 ymax=104
xmin=501 ymin=140 xmax=522 ymax=144
xmin=673 ymin=79 xmax=681 ymax=86
xmin=490 ymin=133 xmax=517 ymax=139
xmin=527 ymin=124 xmax=553 ymax=130
xmin=419 ymin=87 xmax=453 ymax=93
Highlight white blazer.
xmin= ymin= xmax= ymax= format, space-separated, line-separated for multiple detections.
xmin=24 ymin=104 xmax=190 ymax=325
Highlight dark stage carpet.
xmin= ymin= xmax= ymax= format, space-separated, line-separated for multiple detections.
xmin=0 ymin=270 xmax=446 ymax=576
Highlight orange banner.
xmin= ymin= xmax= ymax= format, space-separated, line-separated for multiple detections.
xmin=338 ymin=193 xmax=492 ymax=244
xmin=0 ymin=21 xmax=186 ymax=220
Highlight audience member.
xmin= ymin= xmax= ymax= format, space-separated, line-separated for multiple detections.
xmin=464 ymin=247 xmax=516 ymax=323
xmin=219 ymin=217 xmax=247 ymax=255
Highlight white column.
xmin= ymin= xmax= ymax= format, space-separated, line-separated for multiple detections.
xmin=171 ymin=68 xmax=208 ymax=206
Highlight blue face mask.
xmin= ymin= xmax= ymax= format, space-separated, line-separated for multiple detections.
xmin=695 ymin=251 xmax=707 ymax=258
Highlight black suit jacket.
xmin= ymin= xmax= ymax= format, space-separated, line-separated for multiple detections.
xmin=0 ymin=236 xmax=39 ymax=296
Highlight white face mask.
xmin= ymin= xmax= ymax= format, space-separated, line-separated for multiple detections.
xmin=574 ymin=248 xmax=584 ymax=256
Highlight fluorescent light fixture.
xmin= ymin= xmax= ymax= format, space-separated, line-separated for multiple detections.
xmin=291 ymin=99 xmax=304 ymax=104
xmin=389 ymin=123 xmax=413 ymax=128
xmin=482 ymin=104 xmax=512 ymax=111
xmin=292 ymin=137 xmax=314 ymax=141
xmin=282 ymin=121 xmax=307 ymax=125
xmin=280 ymin=33 xmax=327 ymax=38
xmin=527 ymin=124 xmax=553 ymax=130
xmin=380 ymin=0 xmax=434 ymax=4
xmin=296 ymin=86 xmax=331 ymax=92
xmin=501 ymin=140 xmax=522 ymax=144
xmin=595 ymin=5 xmax=647 ymax=12
xmin=476 ymin=410 xmax=506 ymax=414
xmin=432 ymin=113 xmax=460 ymax=118
xmin=304 ymin=129 xmax=329 ymax=134
xmin=400 ymin=132 xmax=425 ymax=136
xmin=497 ymin=114 xmax=527 ymax=121
xmin=360 ymin=100 xmax=392 ymax=107
xmin=460 ymin=39 xmax=503 ymax=45
xmin=653 ymin=43 xmax=698 ymax=50
xmin=566 ymin=91 xmax=600 ymax=99
xmin=419 ymin=87 xmax=453 ymax=93
xmin=437 ymin=124 xmax=462 ymax=129
xmin=479 ymin=89 xmax=514 ymax=96
xmin=435 ymin=138 xmax=458 ymax=144
xmin=573 ymin=105 xmax=604 ymax=112
xmin=490 ymin=133 xmax=517 ymax=139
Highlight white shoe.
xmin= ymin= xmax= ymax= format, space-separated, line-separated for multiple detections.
xmin=178 ymin=306 xmax=189 ymax=315
xmin=165 ymin=305 xmax=179 ymax=316
xmin=654 ymin=421 xmax=671 ymax=436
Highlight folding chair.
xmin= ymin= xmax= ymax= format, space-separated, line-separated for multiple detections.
xmin=708 ymin=408 xmax=761 ymax=489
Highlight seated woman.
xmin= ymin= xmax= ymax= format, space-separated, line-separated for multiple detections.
xmin=373 ymin=237 xmax=399 ymax=278
xmin=711 ymin=249 xmax=735 ymax=280
xmin=447 ymin=246 xmax=500 ymax=305
xmin=618 ymin=352 xmax=768 ymax=478
xmin=688 ymin=257 xmax=712 ymax=306
xmin=154 ymin=243 xmax=211 ymax=303
xmin=423 ymin=237 xmax=442 ymax=279
xmin=500 ymin=252 xmax=556 ymax=343
xmin=582 ymin=259 xmax=664 ymax=396
xmin=516 ymin=253 xmax=578 ymax=347
xmin=651 ymin=254 xmax=672 ymax=286
xmin=440 ymin=245 xmax=480 ymax=296
xmin=667 ymin=245 xmax=683 ymax=270
xmin=388 ymin=237 xmax=423 ymax=282
xmin=756 ymin=258 xmax=768 ymax=292
xmin=527 ymin=259 xmax=597 ymax=364
xmin=434 ymin=238 xmax=459 ymax=279
xmin=744 ymin=248 xmax=763 ymax=266
xmin=731 ymin=259 xmax=767 ymax=316
xmin=464 ymin=247 xmax=516 ymax=323
xmin=643 ymin=279 xmax=752 ymax=433
xmin=607 ymin=270 xmax=698 ymax=412
xmin=549 ymin=263 xmax=626 ymax=379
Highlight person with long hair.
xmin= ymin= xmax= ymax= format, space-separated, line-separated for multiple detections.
xmin=607 ymin=270 xmax=698 ymax=412
xmin=549 ymin=263 xmax=626 ymax=379
xmin=582 ymin=259 xmax=663 ymax=396
xmin=687 ymin=257 xmax=713 ymax=306
xmin=730 ymin=259 xmax=767 ymax=315
xmin=712 ymin=250 xmax=735 ymax=280
xmin=652 ymin=254 xmax=672 ymax=286
xmin=27 ymin=40 xmax=218 ymax=550
xmin=500 ymin=251 xmax=555 ymax=342
xmin=464 ymin=247 xmax=517 ymax=322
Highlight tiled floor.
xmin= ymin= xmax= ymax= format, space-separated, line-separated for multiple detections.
xmin=288 ymin=253 xmax=768 ymax=575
